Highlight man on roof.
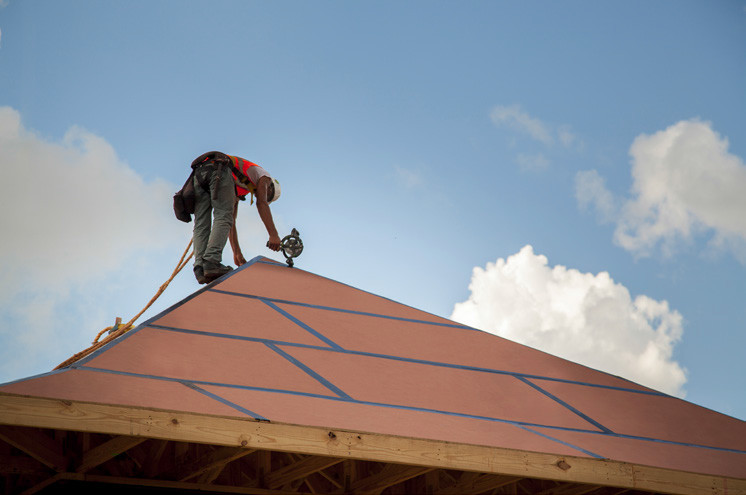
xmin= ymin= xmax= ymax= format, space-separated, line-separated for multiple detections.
xmin=190 ymin=151 xmax=281 ymax=284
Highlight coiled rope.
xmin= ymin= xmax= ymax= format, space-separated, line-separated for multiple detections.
xmin=54 ymin=239 xmax=194 ymax=370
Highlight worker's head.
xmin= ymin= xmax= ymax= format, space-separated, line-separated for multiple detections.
xmin=268 ymin=178 xmax=281 ymax=203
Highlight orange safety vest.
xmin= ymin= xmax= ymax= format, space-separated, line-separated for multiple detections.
xmin=227 ymin=155 xmax=262 ymax=200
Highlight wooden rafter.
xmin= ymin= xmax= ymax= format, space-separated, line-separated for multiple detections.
xmin=337 ymin=464 xmax=433 ymax=494
xmin=254 ymin=449 xmax=272 ymax=488
xmin=0 ymin=425 xmax=67 ymax=472
xmin=266 ymin=454 xmax=344 ymax=489
xmin=0 ymin=454 xmax=49 ymax=476
xmin=35 ymin=472 xmax=314 ymax=494
xmin=436 ymin=472 xmax=522 ymax=494
xmin=534 ymin=482 xmax=604 ymax=495
xmin=141 ymin=439 xmax=169 ymax=478
xmin=197 ymin=464 xmax=228 ymax=484
xmin=168 ymin=446 xmax=255 ymax=482
xmin=75 ymin=434 xmax=146 ymax=473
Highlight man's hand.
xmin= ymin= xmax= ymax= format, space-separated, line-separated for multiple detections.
xmin=257 ymin=176 xmax=281 ymax=252
xmin=234 ymin=252 xmax=247 ymax=266
xmin=267 ymin=234 xmax=282 ymax=252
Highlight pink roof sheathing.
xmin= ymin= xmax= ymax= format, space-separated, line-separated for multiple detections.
xmin=1 ymin=256 xmax=745 ymax=493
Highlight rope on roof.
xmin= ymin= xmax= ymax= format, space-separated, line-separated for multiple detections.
xmin=54 ymin=239 xmax=194 ymax=370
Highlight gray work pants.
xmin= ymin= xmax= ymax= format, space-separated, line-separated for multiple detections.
xmin=193 ymin=164 xmax=235 ymax=268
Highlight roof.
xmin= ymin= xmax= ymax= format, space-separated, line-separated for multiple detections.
xmin=1 ymin=256 xmax=745 ymax=494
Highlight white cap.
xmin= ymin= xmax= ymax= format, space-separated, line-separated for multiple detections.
xmin=269 ymin=178 xmax=281 ymax=203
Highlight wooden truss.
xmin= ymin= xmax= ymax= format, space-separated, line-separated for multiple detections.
xmin=1 ymin=393 xmax=743 ymax=495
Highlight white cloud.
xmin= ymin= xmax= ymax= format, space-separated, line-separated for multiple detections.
xmin=558 ymin=124 xmax=581 ymax=150
xmin=490 ymin=105 xmax=583 ymax=171
xmin=575 ymin=169 xmax=616 ymax=223
xmin=451 ymin=245 xmax=687 ymax=396
xmin=0 ymin=107 xmax=184 ymax=286
xmin=491 ymin=104 xmax=555 ymax=146
xmin=0 ymin=106 xmax=190 ymax=381
xmin=577 ymin=120 xmax=746 ymax=261
xmin=490 ymin=104 xmax=582 ymax=151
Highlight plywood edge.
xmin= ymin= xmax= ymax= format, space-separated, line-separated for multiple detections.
xmin=0 ymin=392 xmax=743 ymax=495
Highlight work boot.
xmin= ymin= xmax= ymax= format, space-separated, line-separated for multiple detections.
xmin=194 ymin=266 xmax=209 ymax=285
xmin=203 ymin=261 xmax=232 ymax=280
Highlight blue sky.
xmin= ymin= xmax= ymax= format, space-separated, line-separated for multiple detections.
xmin=1 ymin=1 xmax=745 ymax=420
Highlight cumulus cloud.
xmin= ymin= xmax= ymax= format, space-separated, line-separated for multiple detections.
xmin=577 ymin=119 xmax=746 ymax=261
xmin=0 ymin=106 xmax=189 ymax=381
xmin=0 ymin=107 xmax=183 ymax=286
xmin=451 ymin=246 xmax=687 ymax=396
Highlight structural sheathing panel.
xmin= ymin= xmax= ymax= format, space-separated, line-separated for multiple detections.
xmin=2 ymin=256 xmax=745 ymax=481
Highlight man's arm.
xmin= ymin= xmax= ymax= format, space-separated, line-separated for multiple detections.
xmin=256 ymin=176 xmax=281 ymax=251
xmin=228 ymin=199 xmax=247 ymax=266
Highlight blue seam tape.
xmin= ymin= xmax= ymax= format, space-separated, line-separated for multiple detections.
xmin=75 ymin=365 xmax=340 ymax=400
xmin=180 ymin=381 xmax=267 ymax=420
xmin=72 ymin=365 xmax=746 ymax=456
xmin=139 ymin=256 xmax=265 ymax=329
xmin=70 ymin=323 xmax=147 ymax=368
xmin=210 ymin=289 xmax=475 ymax=330
xmin=149 ymin=324 xmax=309 ymax=347
xmin=59 ymin=257 xmax=272 ymax=369
xmin=516 ymin=376 xmax=612 ymax=433
xmin=264 ymin=343 xmax=352 ymax=400
xmin=517 ymin=426 xmax=605 ymax=459
xmin=613 ymin=432 xmax=746 ymax=455
xmin=75 ymin=364 xmax=599 ymax=434
xmin=146 ymin=324 xmax=665 ymax=397
xmin=0 ymin=368 xmax=69 ymax=388
xmin=261 ymin=300 xmax=343 ymax=350
xmin=251 ymin=260 xmax=466 ymax=326
xmin=211 ymin=289 xmax=653 ymax=393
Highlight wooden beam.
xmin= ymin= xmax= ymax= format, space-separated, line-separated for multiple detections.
xmin=343 ymin=458 xmax=356 ymax=492
xmin=0 ymin=455 xmax=50 ymax=475
xmin=316 ymin=466 xmax=343 ymax=489
xmin=302 ymin=472 xmax=328 ymax=493
xmin=53 ymin=472 xmax=314 ymax=494
xmin=266 ymin=455 xmax=344 ymax=489
xmin=337 ymin=464 xmax=433 ymax=494
xmin=76 ymin=434 xmax=146 ymax=473
xmin=1 ymin=393 xmax=744 ymax=495
xmin=142 ymin=439 xmax=169 ymax=478
xmin=436 ymin=473 xmax=522 ymax=495
xmin=0 ymin=425 xmax=68 ymax=472
xmin=19 ymin=472 xmax=65 ymax=495
xmin=425 ymin=470 xmax=440 ymax=493
xmin=197 ymin=464 xmax=227 ymax=484
xmin=251 ymin=449 xmax=270 ymax=488
xmin=535 ymin=482 xmax=603 ymax=495
xmin=172 ymin=446 xmax=255 ymax=482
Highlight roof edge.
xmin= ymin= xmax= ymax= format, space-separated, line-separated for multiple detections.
xmin=0 ymin=392 xmax=743 ymax=495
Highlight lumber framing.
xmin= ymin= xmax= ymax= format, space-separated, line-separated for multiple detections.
xmin=75 ymin=434 xmax=146 ymax=473
xmin=0 ymin=425 xmax=67 ymax=472
xmin=0 ymin=392 xmax=744 ymax=495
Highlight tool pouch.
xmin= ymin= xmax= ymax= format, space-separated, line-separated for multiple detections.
xmin=173 ymin=170 xmax=196 ymax=223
